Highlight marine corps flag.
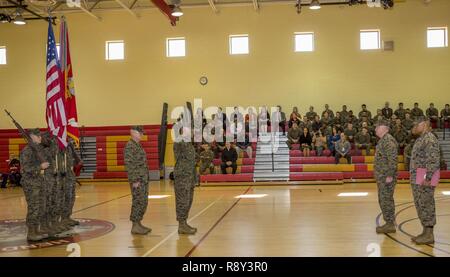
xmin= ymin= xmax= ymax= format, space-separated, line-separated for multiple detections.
xmin=60 ymin=16 xmax=80 ymax=147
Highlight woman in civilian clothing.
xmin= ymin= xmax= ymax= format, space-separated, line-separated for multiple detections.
xmin=328 ymin=127 xmax=341 ymax=156
xmin=290 ymin=107 xmax=302 ymax=122
xmin=299 ymin=127 xmax=313 ymax=157
xmin=288 ymin=113 xmax=302 ymax=129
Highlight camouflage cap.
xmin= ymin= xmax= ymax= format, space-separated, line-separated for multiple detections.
xmin=28 ymin=128 xmax=41 ymax=136
xmin=413 ymin=116 xmax=429 ymax=125
xmin=131 ymin=125 xmax=145 ymax=134
xmin=375 ymin=119 xmax=390 ymax=128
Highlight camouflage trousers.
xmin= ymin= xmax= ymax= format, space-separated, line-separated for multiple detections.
xmin=62 ymin=178 xmax=76 ymax=219
xmin=45 ymin=177 xmax=64 ymax=222
xmin=411 ymin=184 xmax=436 ymax=227
xmin=174 ymin=181 xmax=195 ymax=222
xmin=21 ymin=176 xmax=45 ymax=227
xmin=199 ymin=162 xmax=215 ymax=175
xmin=129 ymin=182 xmax=149 ymax=222
xmin=376 ymin=177 xmax=397 ymax=224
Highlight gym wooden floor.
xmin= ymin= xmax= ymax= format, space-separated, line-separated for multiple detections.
xmin=1 ymin=181 xmax=449 ymax=257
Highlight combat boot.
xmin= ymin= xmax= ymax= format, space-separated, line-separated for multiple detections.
xmin=138 ymin=222 xmax=152 ymax=234
xmin=131 ymin=222 xmax=148 ymax=235
xmin=41 ymin=223 xmax=57 ymax=238
xmin=414 ymin=227 xmax=434 ymax=245
xmin=186 ymin=221 xmax=197 ymax=233
xmin=27 ymin=225 xmax=45 ymax=242
xmin=53 ymin=220 xmax=69 ymax=233
xmin=376 ymin=222 xmax=396 ymax=234
xmin=178 ymin=220 xmax=196 ymax=235
xmin=411 ymin=227 xmax=426 ymax=242
xmin=67 ymin=218 xmax=80 ymax=226
xmin=61 ymin=218 xmax=75 ymax=230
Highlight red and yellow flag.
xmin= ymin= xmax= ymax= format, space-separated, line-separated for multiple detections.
xmin=60 ymin=16 xmax=79 ymax=147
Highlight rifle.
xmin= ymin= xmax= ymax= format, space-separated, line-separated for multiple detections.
xmin=4 ymin=109 xmax=47 ymax=164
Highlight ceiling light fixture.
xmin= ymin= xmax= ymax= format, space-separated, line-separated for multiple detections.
xmin=309 ymin=0 xmax=321 ymax=10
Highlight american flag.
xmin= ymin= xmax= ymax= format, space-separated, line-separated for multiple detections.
xmin=46 ymin=20 xmax=68 ymax=149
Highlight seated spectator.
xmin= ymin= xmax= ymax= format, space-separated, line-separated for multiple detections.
xmin=389 ymin=114 xmax=398 ymax=130
xmin=306 ymin=106 xmax=318 ymax=121
xmin=426 ymin=103 xmax=439 ymax=128
xmin=236 ymin=134 xmax=253 ymax=159
xmin=344 ymin=122 xmax=357 ymax=143
xmin=328 ymin=127 xmax=341 ymax=155
xmin=355 ymin=127 xmax=372 ymax=155
xmin=290 ymin=106 xmax=302 ymax=122
xmin=392 ymin=118 xmax=405 ymax=133
xmin=321 ymin=111 xmax=332 ymax=126
xmin=382 ymin=101 xmax=393 ymax=119
xmin=258 ymin=106 xmax=270 ymax=134
xmin=213 ymin=107 xmax=228 ymax=132
xmin=322 ymin=104 xmax=334 ymax=119
xmin=394 ymin=102 xmax=406 ymax=120
xmin=272 ymin=105 xmax=287 ymax=135
xmin=313 ymin=130 xmax=327 ymax=156
xmin=312 ymin=115 xmax=322 ymax=133
xmin=199 ymin=144 xmax=215 ymax=175
xmin=340 ymin=105 xmax=349 ymax=122
xmin=302 ymin=117 xmax=312 ymax=132
xmin=333 ymin=112 xmax=344 ymax=130
xmin=288 ymin=112 xmax=301 ymax=129
xmin=392 ymin=125 xmax=408 ymax=150
xmin=211 ymin=128 xmax=226 ymax=158
xmin=231 ymin=106 xmax=244 ymax=123
xmin=245 ymin=107 xmax=258 ymax=137
xmin=286 ymin=122 xmax=301 ymax=150
xmin=335 ymin=134 xmax=351 ymax=164
xmin=402 ymin=112 xmax=414 ymax=132
xmin=1 ymin=158 xmax=21 ymax=188
xmin=373 ymin=109 xmax=384 ymax=124
xmin=299 ymin=127 xmax=313 ymax=157
xmin=346 ymin=111 xmax=359 ymax=127
xmin=322 ymin=124 xmax=333 ymax=137
xmin=441 ymin=104 xmax=450 ymax=129
xmin=411 ymin=102 xmax=424 ymax=119
xmin=358 ymin=104 xmax=372 ymax=120
xmin=221 ymin=142 xmax=238 ymax=174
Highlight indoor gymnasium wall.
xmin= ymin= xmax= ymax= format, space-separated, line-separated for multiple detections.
xmin=0 ymin=0 xmax=449 ymax=128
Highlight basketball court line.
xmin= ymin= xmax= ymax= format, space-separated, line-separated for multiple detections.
xmin=184 ymin=186 xmax=253 ymax=257
xmin=72 ymin=193 xmax=131 ymax=214
xmin=376 ymin=196 xmax=450 ymax=257
xmin=141 ymin=195 xmax=224 ymax=257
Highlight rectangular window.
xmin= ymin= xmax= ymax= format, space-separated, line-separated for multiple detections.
xmin=106 ymin=40 xmax=124 ymax=60
xmin=166 ymin=38 xmax=186 ymax=57
xmin=229 ymin=35 xmax=249 ymax=55
xmin=427 ymin=27 xmax=448 ymax=48
xmin=295 ymin=32 xmax=314 ymax=52
xmin=0 ymin=46 xmax=6 ymax=65
xmin=360 ymin=30 xmax=381 ymax=50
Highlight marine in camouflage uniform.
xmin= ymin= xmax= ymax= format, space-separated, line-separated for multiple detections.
xmin=374 ymin=120 xmax=399 ymax=234
xmin=19 ymin=128 xmax=49 ymax=241
xmin=124 ymin=126 xmax=151 ymax=235
xmin=40 ymin=133 xmax=62 ymax=236
xmin=199 ymin=144 xmax=215 ymax=175
xmin=59 ymin=139 xmax=82 ymax=228
xmin=173 ymin=136 xmax=198 ymax=235
xmin=403 ymin=139 xmax=415 ymax=171
xmin=409 ymin=116 xmax=440 ymax=245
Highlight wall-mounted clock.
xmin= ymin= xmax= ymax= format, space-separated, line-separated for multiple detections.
xmin=199 ymin=76 xmax=208 ymax=86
